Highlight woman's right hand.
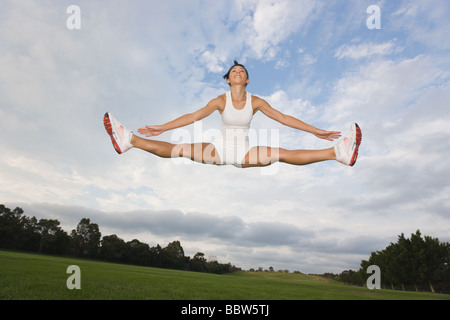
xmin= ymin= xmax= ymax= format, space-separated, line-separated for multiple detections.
xmin=137 ymin=125 xmax=165 ymax=137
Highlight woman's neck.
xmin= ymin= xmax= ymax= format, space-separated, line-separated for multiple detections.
xmin=230 ymin=85 xmax=247 ymax=101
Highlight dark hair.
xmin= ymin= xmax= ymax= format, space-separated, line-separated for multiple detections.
xmin=223 ymin=60 xmax=249 ymax=86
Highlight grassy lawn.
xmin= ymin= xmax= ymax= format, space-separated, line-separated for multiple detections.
xmin=1 ymin=250 xmax=449 ymax=300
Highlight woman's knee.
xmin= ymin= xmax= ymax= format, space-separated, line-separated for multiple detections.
xmin=277 ymin=148 xmax=289 ymax=163
xmin=242 ymin=147 xmax=280 ymax=167
xmin=172 ymin=143 xmax=189 ymax=158
xmin=176 ymin=143 xmax=221 ymax=165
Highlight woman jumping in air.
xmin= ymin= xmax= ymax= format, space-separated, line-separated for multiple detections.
xmin=103 ymin=61 xmax=362 ymax=168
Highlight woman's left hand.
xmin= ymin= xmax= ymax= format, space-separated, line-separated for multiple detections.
xmin=313 ymin=129 xmax=341 ymax=141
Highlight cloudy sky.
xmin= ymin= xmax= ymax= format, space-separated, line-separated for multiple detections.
xmin=1 ymin=0 xmax=449 ymax=273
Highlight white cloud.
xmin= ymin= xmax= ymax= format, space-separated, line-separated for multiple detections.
xmin=200 ymin=50 xmax=225 ymax=73
xmin=390 ymin=0 xmax=450 ymax=49
xmin=324 ymin=54 xmax=446 ymax=128
xmin=334 ymin=40 xmax=398 ymax=60
xmin=248 ymin=0 xmax=319 ymax=59
xmin=320 ymin=51 xmax=450 ymax=244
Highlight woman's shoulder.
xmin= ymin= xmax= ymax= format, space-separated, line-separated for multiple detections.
xmin=213 ymin=93 xmax=227 ymax=105
xmin=250 ymin=93 xmax=267 ymax=102
xmin=205 ymin=93 xmax=227 ymax=112
xmin=207 ymin=93 xmax=226 ymax=104
xmin=250 ymin=94 xmax=269 ymax=109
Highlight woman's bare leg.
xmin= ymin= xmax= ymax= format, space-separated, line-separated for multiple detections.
xmin=131 ymin=134 xmax=177 ymax=158
xmin=130 ymin=135 xmax=221 ymax=164
xmin=241 ymin=146 xmax=336 ymax=168
xmin=279 ymin=147 xmax=336 ymax=166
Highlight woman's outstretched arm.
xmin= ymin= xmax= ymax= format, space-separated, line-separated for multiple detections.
xmin=138 ymin=96 xmax=222 ymax=137
xmin=254 ymin=96 xmax=341 ymax=141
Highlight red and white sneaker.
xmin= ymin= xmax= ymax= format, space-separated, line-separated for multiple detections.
xmin=103 ymin=112 xmax=133 ymax=154
xmin=334 ymin=123 xmax=362 ymax=166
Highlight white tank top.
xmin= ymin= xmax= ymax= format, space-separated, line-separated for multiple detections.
xmin=220 ymin=91 xmax=253 ymax=163
xmin=221 ymin=91 xmax=253 ymax=132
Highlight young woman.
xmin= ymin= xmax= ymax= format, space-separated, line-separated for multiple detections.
xmin=104 ymin=61 xmax=362 ymax=168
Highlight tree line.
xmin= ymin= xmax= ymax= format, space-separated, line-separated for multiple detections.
xmin=325 ymin=230 xmax=450 ymax=294
xmin=0 ymin=205 xmax=240 ymax=274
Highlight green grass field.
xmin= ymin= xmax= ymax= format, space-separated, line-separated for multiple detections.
xmin=1 ymin=250 xmax=449 ymax=300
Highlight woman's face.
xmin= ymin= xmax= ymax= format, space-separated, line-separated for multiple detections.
xmin=227 ymin=66 xmax=249 ymax=86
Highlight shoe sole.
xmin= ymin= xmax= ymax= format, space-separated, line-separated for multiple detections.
xmin=103 ymin=112 xmax=122 ymax=154
xmin=349 ymin=123 xmax=362 ymax=166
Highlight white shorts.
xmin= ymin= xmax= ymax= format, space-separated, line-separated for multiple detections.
xmin=212 ymin=131 xmax=250 ymax=168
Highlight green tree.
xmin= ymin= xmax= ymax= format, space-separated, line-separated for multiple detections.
xmin=36 ymin=219 xmax=70 ymax=254
xmin=189 ymin=252 xmax=207 ymax=272
xmin=70 ymin=218 xmax=101 ymax=258
xmin=356 ymin=230 xmax=450 ymax=293
xmin=0 ymin=205 xmax=41 ymax=252
xmin=100 ymin=234 xmax=126 ymax=262
xmin=20 ymin=215 xmax=40 ymax=252
xmin=421 ymin=234 xmax=450 ymax=293
xmin=0 ymin=205 xmax=25 ymax=249
xmin=392 ymin=234 xmax=414 ymax=290
xmin=149 ymin=244 xmax=163 ymax=268
xmin=123 ymin=239 xmax=151 ymax=266
xmin=161 ymin=240 xmax=188 ymax=270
